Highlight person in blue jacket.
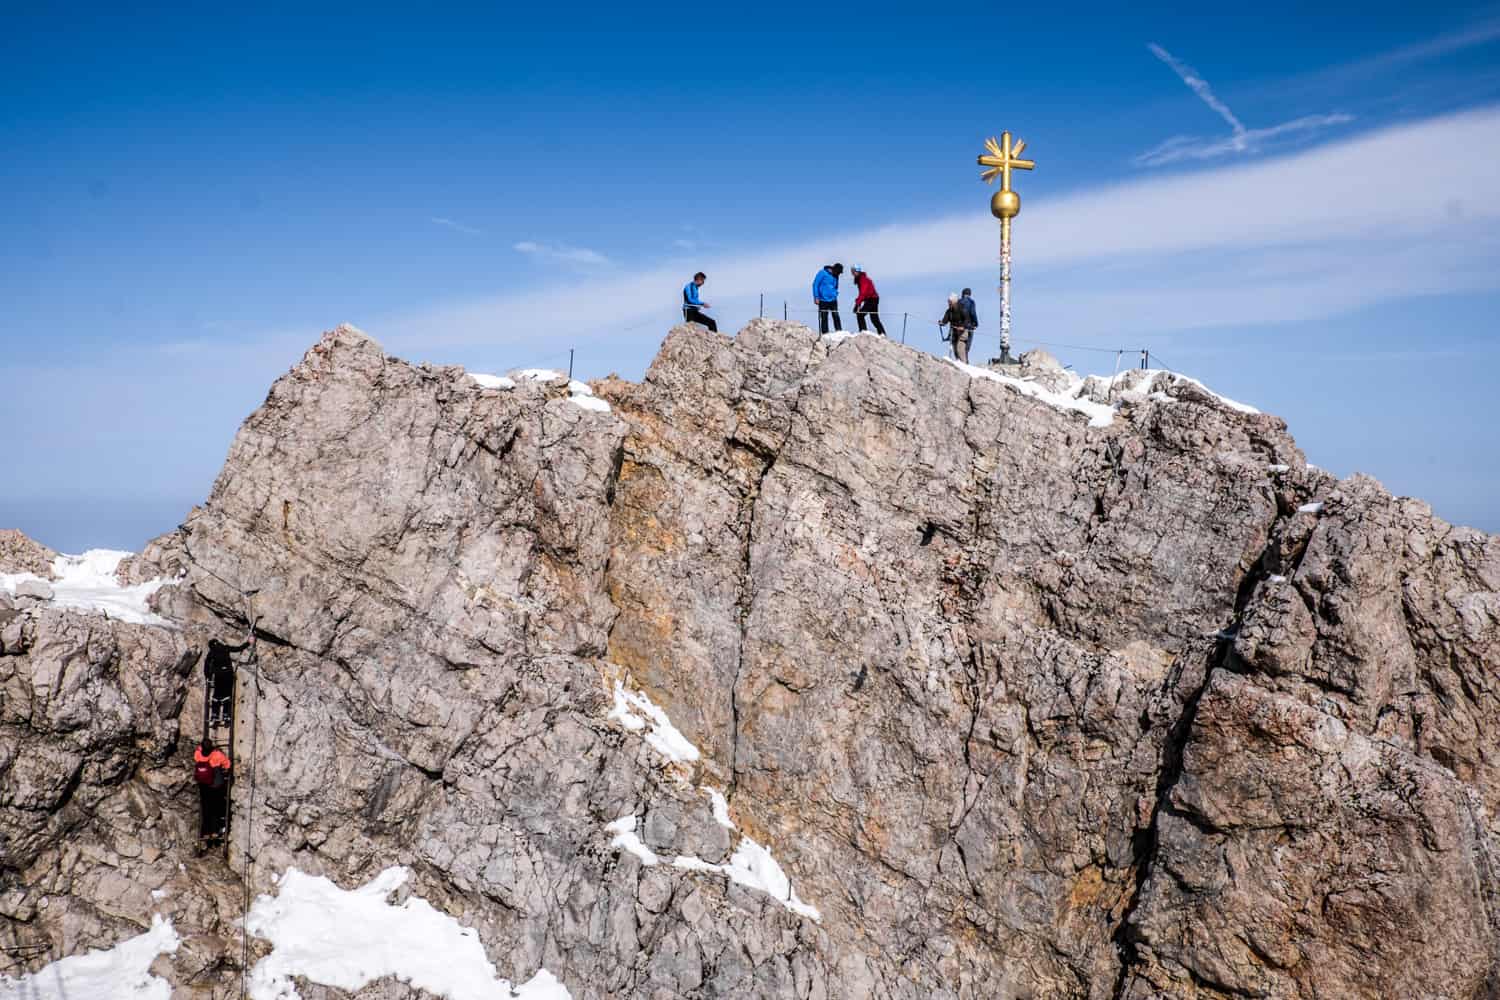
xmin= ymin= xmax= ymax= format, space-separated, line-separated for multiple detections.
xmin=812 ymin=263 xmax=843 ymax=334
xmin=682 ymin=272 xmax=717 ymax=331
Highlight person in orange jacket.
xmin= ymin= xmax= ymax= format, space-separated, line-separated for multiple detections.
xmin=194 ymin=737 xmax=232 ymax=844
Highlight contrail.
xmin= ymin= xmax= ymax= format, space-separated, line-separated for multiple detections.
xmin=1148 ymin=43 xmax=1248 ymax=146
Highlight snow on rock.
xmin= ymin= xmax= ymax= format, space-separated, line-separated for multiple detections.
xmin=1299 ymin=502 xmax=1325 ymax=514
xmin=608 ymin=679 xmax=701 ymax=763
xmin=499 ymin=369 xmax=610 ymax=411
xmin=0 ymin=914 xmax=180 ymax=1000
xmin=821 ymin=330 xmax=878 ymax=346
xmin=946 ymin=358 xmax=1116 ymax=428
xmin=602 ymin=671 xmax=819 ymax=921
xmin=566 ymin=380 xmax=612 ymax=413
xmin=468 ymin=372 xmax=516 ymax=390
xmin=721 ymin=837 xmax=821 ymax=921
xmin=605 ymin=815 xmax=662 ymax=865
xmin=0 ymin=549 xmax=173 ymax=626
xmin=1268 ymin=464 xmax=1290 ymax=473
xmin=706 ymin=788 xmax=735 ymax=829
xmin=245 ymin=867 xmax=572 ymax=1000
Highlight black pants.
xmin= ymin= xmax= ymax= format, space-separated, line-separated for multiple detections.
xmin=199 ymin=784 xmax=227 ymax=838
xmin=855 ymin=298 xmax=886 ymax=336
xmin=209 ymin=669 xmax=234 ymax=722
xmin=817 ymin=300 xmax=842 ymax=333
xmin=683 ymin=307 xmax=717 ymax=332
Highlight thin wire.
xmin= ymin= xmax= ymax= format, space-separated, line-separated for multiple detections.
xmin=238 ymin=595 xmax=260 ymax=1000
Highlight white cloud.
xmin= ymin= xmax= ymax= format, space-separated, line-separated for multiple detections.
xmin=377 ymin=105 xmax=1500 ymax=354
xmin=1140 ymin=43 xmax=1352 ymax=165
xmin=430 ymin=216 xmax=482 ymax=236
xmin=512 ymin=240 xmax=610 ymax=266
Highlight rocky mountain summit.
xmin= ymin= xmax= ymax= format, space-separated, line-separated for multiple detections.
xmin=3 ymin=321 xmax=1498 ymax=999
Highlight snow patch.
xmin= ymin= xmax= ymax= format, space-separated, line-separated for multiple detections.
xmin=566 ymin=379 xmax=612 ymax=413
xmin=511 ymin=368 xmax=564 ymax=382
xmin=1299 ymin=502 xmax=1325 ymax=514
xmin=821 ymin=330 xmax=877 ymax=346
xmin=1268 ymin=464 xmax=1290 ymax=473
xmin=608 ymin=680 xmax=701 ymax=763
xmin=0 ymin=914 xmax=180 ymax=1000
xmin=245 ymin=867 xmax=571 ymax=1000
xmin=722 ymin=837 xmax=821 ymax=920
xmin=605 ymin=815 xmax=661 ymax=866
xmin=468 ymin=372 xmax=516 ymax=390
xmin=1166 ymin=373 xmax=1259 ymax=414
xmin=706 ymin=788 xmax=735 ymax=829
xmin=0 ymin=550 xmax=173 ymax=626
xmin=946 ymin=358 xmax=1116 ymax=428
xmin=602 ymin=671 xmax=819 ymax=921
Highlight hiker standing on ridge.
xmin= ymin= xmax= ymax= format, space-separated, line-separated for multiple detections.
xmin=203 ymin=637 xmax=247 ymax=726
xmin=682 ymin=272 xmax=718 ymax=331
xmin=194 ymin=737 xmax=232 ymax=849
xmin=813 ymin=263 xmax=843 ymax=334
xmin=959 ymin=287 xmax=979 ymax=343
xmin=940 ymin=293 xmax=973 ymax=364
xmin=851 ymin=265 xmax=886 ymax=336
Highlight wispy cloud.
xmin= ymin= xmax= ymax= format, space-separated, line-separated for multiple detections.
xmin=430 ymin=216 xmax=483 ymax=236
xmin=1139 ymin=43 xmax=1352 ymax=166
xmin=1137 ymin=112 xmax=1355 ymax=167
xmin=1339 ymin=16 xmax=1500 ymax=79
xmin=512 ymin=240 xmax=610 ymax=266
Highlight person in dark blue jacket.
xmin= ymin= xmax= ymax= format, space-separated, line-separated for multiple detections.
xmin=682 ymin=272 xmax=717 ymax=331
xmin=812 ymin=263 xmax=843 ymax=334
xmin=959 ymin=288 xmax=979 ymax=331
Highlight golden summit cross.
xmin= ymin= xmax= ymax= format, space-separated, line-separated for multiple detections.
xmin=977 ymin=132 xmax=1034 ymax=196
xmin=974 ymin=130 xmax=1037 ymax=364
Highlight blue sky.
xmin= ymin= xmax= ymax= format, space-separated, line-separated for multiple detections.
xmin=4 ymin=3 xmax=1499 ymax=551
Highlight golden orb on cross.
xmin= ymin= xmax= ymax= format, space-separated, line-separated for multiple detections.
xmin=991 ymin=189 xmax=1021 ymax=219
xmin=977 ymin=132 xmax=1035 ymax=219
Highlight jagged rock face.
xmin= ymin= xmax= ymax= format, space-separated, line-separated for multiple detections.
xmin=0 ymin=607 xmax=244 ymax=988
xmin=4 ymin=322 xmax=1498 ymax=1000
xmin=0 ymin=529 xmax=56 ymax=578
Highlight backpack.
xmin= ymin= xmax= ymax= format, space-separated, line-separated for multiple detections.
xmin=194 ymin=759 xmax=216 ymax=785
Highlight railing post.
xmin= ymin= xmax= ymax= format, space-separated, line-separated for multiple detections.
xmin=568 ymin=348 xmax=575 ymax=380
xmin=901 ymin=313 xmax=908 ymax=344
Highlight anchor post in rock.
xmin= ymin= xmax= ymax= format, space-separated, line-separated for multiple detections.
xmin=977 ymin=131 xmax=1036 ymax=365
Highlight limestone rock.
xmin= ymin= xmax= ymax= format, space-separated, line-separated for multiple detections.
xmin=5 ymin=321 xmax=1497 ymax=1000
xmin=0 ymin=529 xmax=56 ymax=578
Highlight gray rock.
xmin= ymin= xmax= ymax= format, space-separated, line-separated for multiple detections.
xmin=5 ymin=321 xmax=1497 ymax=1000
xmin=0 ymin=529 xmax=56 ymax=577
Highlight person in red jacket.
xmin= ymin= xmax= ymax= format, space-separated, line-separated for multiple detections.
xmin=194 ymin=737 xmax=233 ymax=846
xmin=851 ymin=265 xmax=886 ymax=336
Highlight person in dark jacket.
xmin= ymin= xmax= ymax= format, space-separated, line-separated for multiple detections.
xmin=940 ymin=293 xmax=973 ymax=364
xmin=959 ymin=288 xmax=979 ymax=332
xmin=194 ymin=737 xmax=233 ymax=845
xmin=682 ymin=272 xmax=717 ymax=331
xmin=203 ymin=638 xmax=247 ymax=726
xmin=851 ymin=266 xmax=886 ymax=336
xmin=812 ymin=263 xmax=843 ymax=334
